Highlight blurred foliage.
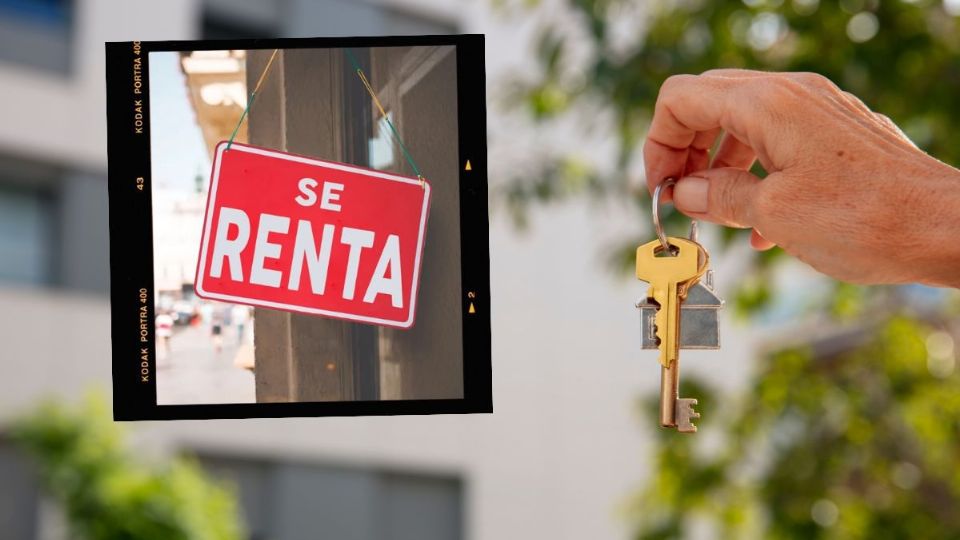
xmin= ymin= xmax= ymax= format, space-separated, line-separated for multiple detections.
xmin=500 ymin=0 xmax=960 ymax=307
xmin=498 ymin=0 xmax=960 ymax=537
xmin=9 ymin=394 xmax=244 ymax=540
xmin=627 ymin=311 xmax=960 ymax=539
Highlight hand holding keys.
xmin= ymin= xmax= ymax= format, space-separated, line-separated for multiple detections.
xmin=636 ymin=180 xmax=723 ymax=433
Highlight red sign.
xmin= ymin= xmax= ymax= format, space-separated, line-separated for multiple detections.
xmin=195 ymin=142 xmax=431 ymax=329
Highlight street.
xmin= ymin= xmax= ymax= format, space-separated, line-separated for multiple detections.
xmin=156 ymin=323 xmax=255 ymax=405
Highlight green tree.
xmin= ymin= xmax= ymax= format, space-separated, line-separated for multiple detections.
xmin=627 ymin=309 xmax=960 ymax=539
xmin=9 ymin=395 xmax=244 ymax=540
xmin=501 ymin=0 xmax=960 ymax=537
xmin=502 ymin=0 xmax=960 ymax=299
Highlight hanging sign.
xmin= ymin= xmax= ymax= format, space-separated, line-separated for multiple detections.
xmin=195 ymin=141 xmax=431 ymax=329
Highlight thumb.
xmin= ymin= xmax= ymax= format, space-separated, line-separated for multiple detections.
xmin=673 ymin=167 xmax=763 ymax=228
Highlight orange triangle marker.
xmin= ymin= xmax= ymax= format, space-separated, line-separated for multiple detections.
xmin=465 ymin=160 xmax=472 ymax=171
xmin=468 ymin=302 xmax=476 ymax=314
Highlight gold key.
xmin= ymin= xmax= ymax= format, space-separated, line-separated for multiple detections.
xmin=636 ymin=237 xmax=705 ymax=367
xmin=636 ymin=236 xmax=708 ymax=431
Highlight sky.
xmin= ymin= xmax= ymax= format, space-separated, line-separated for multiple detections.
xmin=148 ymin=51 xmax=210 ymax=193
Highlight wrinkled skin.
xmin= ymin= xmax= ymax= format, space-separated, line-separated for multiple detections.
xmin=644 ymin=69 xmax=960 ymax=288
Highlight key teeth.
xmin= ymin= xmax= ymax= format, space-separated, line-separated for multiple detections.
xmin=654 ymin=304 xmax=667 ymax=356
xmin=676 ymin=398 xmax=699 ymax=434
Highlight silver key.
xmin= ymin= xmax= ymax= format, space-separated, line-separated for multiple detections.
xmin=637 ymin=221 xmax=723 ymax=349
xmin=637 ymin=271 xmax=722 ymax=349
xmin=637 ymin=220 xmax=722 ymax=434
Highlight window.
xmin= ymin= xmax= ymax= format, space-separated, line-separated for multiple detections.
xmin=201 ymin=0 xmax=279 ymax=40
xmin=369 ymin=112 xmax=397 ymax=170
xmin=201 ymin=0 xmax=456 ymax=41
xmin=0 ymin=0 xmax=73 ymax=74
xmin=0 ymin=183 xmax=55 ymax=286
xmin=0 ymin=154 xmax=109 ymax=293
xmin=383 ymin=6 xmax=456 ymax=35
xmin=0 ymin=441 xmax=464 ymax=540
xmin=202 ymin=15 xmax=276 ymax=41
xmin=197 ymin=453 xmax=465 ymax=540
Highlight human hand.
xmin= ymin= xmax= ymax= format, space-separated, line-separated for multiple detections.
xmin=643 ymin=69 xmax=960 ymax=288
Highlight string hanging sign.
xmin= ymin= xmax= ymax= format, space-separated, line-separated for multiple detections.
xmin=195 ymin=49 xmax=431 ymax=329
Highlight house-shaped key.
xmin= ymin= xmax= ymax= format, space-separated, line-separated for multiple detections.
xmin=637 ymin=269 xmax=723 ymax=350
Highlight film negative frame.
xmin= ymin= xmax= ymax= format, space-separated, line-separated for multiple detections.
xmin=106 ymin=35 xmax=491 ymax=420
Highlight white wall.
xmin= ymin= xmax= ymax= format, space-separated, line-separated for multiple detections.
xmin=0 ymin=201 xmax=760 ymax=540
xmin=0 ymin=1 xmax=763 ymax=539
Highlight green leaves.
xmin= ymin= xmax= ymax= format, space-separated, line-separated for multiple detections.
xmin=503 ymin=0 xmax=960 ymax=315
xmin=9 ymin=394 xmax=244 ymax=540
xmin=502 ymin=2 xmax=960 ymax=536
xmin=630 ymin=314 xmax=960 ymax=539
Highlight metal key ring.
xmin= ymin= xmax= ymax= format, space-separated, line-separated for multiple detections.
xmin=652 ymin=178 xmax=677 ymax=253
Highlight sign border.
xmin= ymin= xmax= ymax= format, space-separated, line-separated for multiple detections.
xmin=194 ymin=141 xmax=431 ymax=329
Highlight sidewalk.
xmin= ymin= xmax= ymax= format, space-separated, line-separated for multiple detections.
xmin=156 ymin=324 xmax=255 ymax=405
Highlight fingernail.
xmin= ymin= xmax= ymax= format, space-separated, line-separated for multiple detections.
xmin=674 ymin=176 xmax=708 ymax=214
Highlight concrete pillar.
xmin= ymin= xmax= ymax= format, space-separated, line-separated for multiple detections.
xmin=247 ymin=49 xmax=368 ymax=401
xmin=249 ymin=46 xmax=462 ymax=403
xmin=246 ymin=49 xmax=293 ymax=403
xmin=374 ymin=47 xmax=463 ymax=399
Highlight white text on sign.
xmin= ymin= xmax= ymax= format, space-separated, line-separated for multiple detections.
xmin=209 ymin=179 xmax=404 ymax=308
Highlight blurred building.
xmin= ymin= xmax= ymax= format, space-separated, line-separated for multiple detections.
xmin=0 ymin=0 xmax=107 ymax=292
xmin=0 ymin=1 xmax=760 ymax=540
xmin=181 ymin=49 xmax=249 ymax=157
xmin=153 ymin=187 xmax=206 ymax=295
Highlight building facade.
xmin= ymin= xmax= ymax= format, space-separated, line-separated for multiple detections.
xmin=0 ymin=1 xmax=761 ymax=539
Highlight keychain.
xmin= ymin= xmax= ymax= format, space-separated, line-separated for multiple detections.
xmin=635 ymin=179 xmax=724 ymax=433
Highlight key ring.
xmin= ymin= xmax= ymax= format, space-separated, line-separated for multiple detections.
xmin=652 ymin=178 xmax=677 ymax=253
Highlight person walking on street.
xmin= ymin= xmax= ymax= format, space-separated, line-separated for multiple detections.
xmin=210 ymin=309 xmax=224 ymax=354
xmin=155 ymin=311 xmax=174 ymax=360
xmin=231 ymin=304 xmax=250 ymax=346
